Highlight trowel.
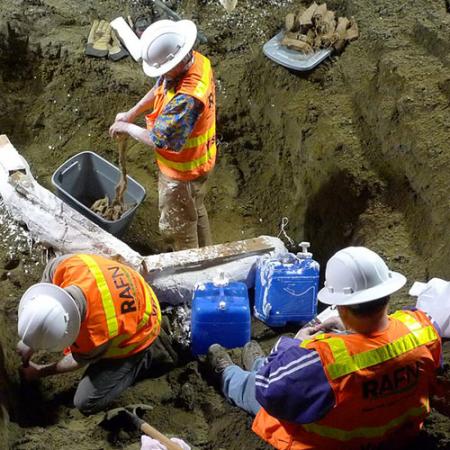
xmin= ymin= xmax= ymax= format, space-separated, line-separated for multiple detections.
xmin=100 ymin=403 xmax=184 ymax=450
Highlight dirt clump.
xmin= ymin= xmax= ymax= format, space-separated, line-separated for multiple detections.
xmin=91 ymin=138 xmax=132 ymax=221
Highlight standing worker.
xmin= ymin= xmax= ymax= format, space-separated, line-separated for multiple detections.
xmin=16 ymin=253 xmax=177 ymax=415
xmin=207 ymin=247 xmax=445 ymax=449
xmin=109 ymin=19 xmax=216 ymax=251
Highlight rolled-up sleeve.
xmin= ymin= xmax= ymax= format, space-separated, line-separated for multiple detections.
xmin=255 ymin=336 xmax=335 ymax=424
xmin=149 ymin=94 xmax=203 ymax=152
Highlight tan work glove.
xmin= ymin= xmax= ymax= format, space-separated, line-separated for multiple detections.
xmin=108 ymin=29 xmax=129 ymax=61
xmin=85 ymin=19 xmax=110 ymax=58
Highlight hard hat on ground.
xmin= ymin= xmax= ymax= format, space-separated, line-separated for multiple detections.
xmin=318 ymin=247 xmax=406 ymax=306
xmin=18 ymin=283 xmax=81 ymax=352
xmin=140 ymin=19 xmax=197 ymax=77
xmin=409 ymin=278 xmax=450 ymax=337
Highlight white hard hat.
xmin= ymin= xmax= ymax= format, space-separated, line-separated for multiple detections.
xmin=318 ymin=247 xmax=406 ymax=306
xmin=18 ymin=283 xmax=81 ymax=352
xmin=409 ymin=278 xmax=450 ymax=337
xmin=140 ymin=19 xmax=197 ymax=77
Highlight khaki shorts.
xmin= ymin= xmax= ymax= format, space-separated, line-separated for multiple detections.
xmin=158 ymin=172 xmax=212 ymax=250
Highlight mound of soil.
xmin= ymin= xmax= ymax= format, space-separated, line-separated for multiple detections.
xmin=0 ymin=0 xmax=449 ymax=449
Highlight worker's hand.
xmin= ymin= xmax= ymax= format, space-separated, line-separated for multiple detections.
xmin=114 ymin=111 xmax=133 ymax=123
xmin=109 ymin=121 xmax=130 ymax=139
xmin=16 ymin=341 xmax=34 ymax=367
xmin=19 ymin=361 xmax=45 ymax=382
xmin=295 ymin=325 xmax=322 ymax=341
xmin=141 ymin=436 xmax=191 ymax=450
xmin=317 ymin=316 xmax=346 ymax=333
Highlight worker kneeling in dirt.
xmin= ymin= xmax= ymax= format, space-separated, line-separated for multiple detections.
xmin=109 ymin=19 xmax=215 ymax=251
xmin=16 ymin=253 xmax=177 ymax=415
xmin=207 ymin=247 xmax=444 ymax=450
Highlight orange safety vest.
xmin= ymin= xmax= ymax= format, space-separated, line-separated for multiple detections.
xmin=252 ymin=310 xmax=441 ymax=450
xmin=145 ymin=51 xmax=216 ymax=181
xmin=52 ymin=254 xmax=161 ymax=359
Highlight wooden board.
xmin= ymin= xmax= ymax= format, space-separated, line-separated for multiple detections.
xmin=143 ymin=236 xmax=276 ymax=275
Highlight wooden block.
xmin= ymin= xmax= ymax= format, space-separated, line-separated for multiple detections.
xmin=281 ymin=36 xmax=314 ymax=53
xmin=345 ymin=17 xmax=359 ymax=41
xmin=299 ymin=1 xmax=318 ymax=27
xmin=285 ymin=31 xmax=310 ymax=43
xmin=333 ymin=16 xmax=350 ymax=50
xmin=306 ymin=29 xmax=316 ymax=46
xmin=314 ymin=34 xmax=323 ymax=49
xmin=312 ymin=3 xmax=328 ymax=24
xmin=318 ymin=10 xmax=336 ymax=47
xmin=335 ymin=16 xmax=350 ymax=33
xmin=295 ymin=7 xmax=306 ymax=29
xmin=285 ymin=13 xmax=299 ymax=31
xmin=323 ymin=10 xmax=336 ymax=32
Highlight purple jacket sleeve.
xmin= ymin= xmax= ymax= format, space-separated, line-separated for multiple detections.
xmin=255 ymin=336 xmax=335 ymax=424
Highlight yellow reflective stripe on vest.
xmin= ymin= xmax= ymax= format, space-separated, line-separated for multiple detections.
xmin=193 ymin=57 xmax=211 ymax=99
xmin=166 ymin=88 xmax=176 ymax=102
xmin=137 ymin=275 xmax=162 ymax=327
xmin=138 ymin=285 xmax=152 ymax=327
xmin=156 ymin=141 xmax=217 ymax=172
xmin=105 ymin=307 xmax=160 ymax=358
xmin=327 ymin=326 xmax=438 ymax=379
xmin=323 ymin=315 xmax=438 ymax=380
xmin=160 ymin=87 xmax=176 ymax=108
xmin=390 ymin=310 xmax=423 ymax=331
xmin=77 ymin=254 xmax=119 ymax=338
xmin=184 ymin=124 xmax=216 ymax=149
xmin=300 ymin=333 xmax=327 ymax=348
xmin=302 ymin=403 xmax=428 ymax=441
xmin=104 ymin=325 xmax=160 ymax=358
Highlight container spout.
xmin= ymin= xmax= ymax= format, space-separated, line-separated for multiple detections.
xmin=298 ymin=241 xmax=313 ymax=259
xmin=213 ymin=271 xmax=229 ymax=286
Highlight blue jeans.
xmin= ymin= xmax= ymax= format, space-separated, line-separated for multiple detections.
xmin=221 ymin=357 xmax=265 ymax=416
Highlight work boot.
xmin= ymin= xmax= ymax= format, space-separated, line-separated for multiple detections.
xmin=242 ymin=341 xmax=265 ymax=371
xmin=207 ymin=344 xmax=233 ymax=374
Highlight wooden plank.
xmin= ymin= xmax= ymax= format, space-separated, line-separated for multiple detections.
xmin=144 ymin=236 xmax=276 ymax=274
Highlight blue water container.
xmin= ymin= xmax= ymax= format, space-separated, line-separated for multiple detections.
xmin=191 ymin=275 xmax=251 ymax=356
xmin=254 ymin=242 xmax=320 ymax=327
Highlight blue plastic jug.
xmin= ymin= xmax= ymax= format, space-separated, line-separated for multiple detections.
xmin=191 ymin=275 xmax=251 ymax=356
xmin=254 ymin=242 xmax=320 ymax=327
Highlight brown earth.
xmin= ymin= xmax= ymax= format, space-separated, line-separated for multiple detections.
xmin=0 ymin=0 xmax=449 ymax=448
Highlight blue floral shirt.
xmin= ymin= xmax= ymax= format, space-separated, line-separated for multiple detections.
xmin=149 ymin=77 xmax=204 ymax=152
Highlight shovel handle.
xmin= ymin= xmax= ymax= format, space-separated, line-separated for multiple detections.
xmin=140 ymin=422 xmax=183 ymax=450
